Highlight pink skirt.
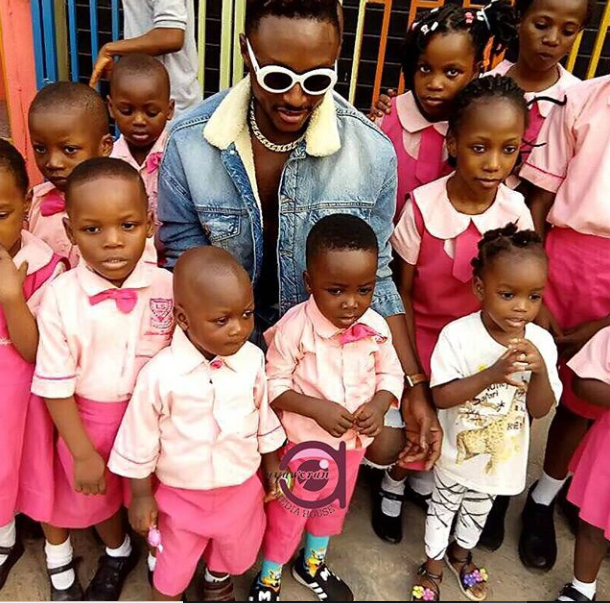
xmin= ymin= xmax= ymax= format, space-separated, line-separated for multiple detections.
xmin=0 ymin=376 xmax=33 ymax=526
xmin=545 ymin=228 xmax=610 ymax=420
xmin=154 ymin=474 xmax=266 ymax=596
xmin=17 ymin=394 xmax=55 ymax=523
xmin=568 ymin=411 xmax=610 ymax=538
xmin=49 ymin=396 xmax=128 ymax=529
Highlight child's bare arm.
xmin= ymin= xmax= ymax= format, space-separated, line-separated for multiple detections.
xmin=272 ymin=391 xmax=355 ymax=438
xmin=45 ymin=397 xmax=106 ymax=495
xmin=527 ymin=186 xmax=556 ymax=241
xmin=433 ymin=349 xmax=522 ymax=410
xmin=129 ymin=477 xmax=158 ymax=537
xmin=573 ymin=377 xmax=610 ymax=409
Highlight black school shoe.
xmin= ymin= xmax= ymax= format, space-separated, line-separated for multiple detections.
xmin=478 ymin=495 xmax=511 ymax=551
xmin=291 ymin=549 xmax=354 ymax=601
xmin=85 ymin=546 xmax=139 ymax=601
xmin=519 ymin=482 xmax=557 ymax=571
xmin=248 ymin=573 xmax=281 ymax=601
xmin=556 ymin=583 xmax=597 ymax=601
xmin=0 ymin=540 xmax=24 ymax=591
xmin=48 ymin=559 xmax=84 ymax=602
xmin=372 ymin=485 xmax=404 ymax=544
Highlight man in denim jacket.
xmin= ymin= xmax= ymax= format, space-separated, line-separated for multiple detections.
xmin=158 ymin=0 xmax=441 ymax=497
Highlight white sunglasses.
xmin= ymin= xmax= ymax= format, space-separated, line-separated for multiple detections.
xmin=246 ymin=38 xmax=337 ymax=96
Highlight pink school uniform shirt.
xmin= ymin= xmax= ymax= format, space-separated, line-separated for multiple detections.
xmin=568 ymin=326 xmax=610 ymax=385
xmin=111 ymin=129 xmax=168 ymax=224
xmin=109 ymin=327 xmax=286 ymax=490
xmin=28 ymin=182 xmax=78 ymax=266
xmin=520 ymin=74 xmax=610 ymax=238
xmin=486 ymin=60 xmax=579 ymax=149
xmin=31 ymin=259 xmax=174 ymax=402
xmin=13 ymin=230 xmax=67 ymax=317
xmin=28 ymin=182 xmax=158 ymax=267
xmin=392 ymin=174 xmax=534 ymax=268
xmin=264 ymin=297 xmax=404 ymax=450
xmin=377 ymin=91 xmax=451 ymax=220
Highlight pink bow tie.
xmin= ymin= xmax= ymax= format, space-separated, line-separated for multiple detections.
xmin=340 ymin=323 xmax=382 ymax=345
xmin=40 ymin=191 xmax=66 ymax=217
xmin=210 ymin=359 xmax=224 ymax=369
xmin=89 ymin=288 xmax=138 ymax=314
xmin=146 ymin=152 xmax=163 ymax=174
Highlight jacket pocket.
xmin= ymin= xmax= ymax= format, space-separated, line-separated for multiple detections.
xmin=196 ymin=210 xmax=243 ymax=243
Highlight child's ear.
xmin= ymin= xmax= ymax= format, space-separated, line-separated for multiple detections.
xmin=107 ymin=96 xmax=116 ymax=120
xmin=473 ymin=61 xmax=484 ymax=80
xmin=473 ymin=276 xmax=485 ymax=301
xmin=23 ymin=189 xmax=33 ymax=221
xmin=167 ymin=99 xmax=176 ymax=121
xmin=446 ymin=129 xmax=457 ymax=163
xmin=63 ymin=216 xmax=77 ymax=245
xmin=145 ymin=210 xmax=155 ymax=239
xmin=100 ymin=133 xmax=114 ymax=157
xmin=174 ymin=305 xmax=189 ymax=332
xmin=303 ymin=270 xmax=312 ymax=294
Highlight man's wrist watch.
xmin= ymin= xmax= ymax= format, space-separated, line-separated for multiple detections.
xmin=405 ymin=373 xmax=428 ymax=388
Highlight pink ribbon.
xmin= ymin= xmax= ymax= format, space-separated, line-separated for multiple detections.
xmin=452 ymin=226 xmax=482 ymax=283
xmin=89 ymin=288 xmax=138 ymax=314
xmin=415 ymin=126 xmax=445 ymax=185
xmin=210 ymin=359 xmax=224 ymax=369
xmin=146 ymin=152 xmax=163 ymax=174
xmin=340 ymin=323 xmax=383 ymax=345
xmin=40 ymin=191 xmax=66 ymax=217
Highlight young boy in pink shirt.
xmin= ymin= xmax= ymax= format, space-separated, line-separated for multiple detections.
xmin=27 ymin=82 xmax=114 ymax=266
xmin=108 ymin=53 xmax=175 ymax=236
xmin=249 ymin=215 xmax=404 ymax=602
xmin=109 ymin=246 xmax=286 ymax=601
xmin=31 ymin=158 xmax=173 ymax=601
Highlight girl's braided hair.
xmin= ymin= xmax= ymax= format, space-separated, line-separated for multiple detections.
xmin=402 ymin=0 xmax=517 ymax=90
xmin=471 ymin=222 xmax=546 ymax=279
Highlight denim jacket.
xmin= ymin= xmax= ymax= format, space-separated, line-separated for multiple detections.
xmin=158 ymin=77 xmax=404 ymax=318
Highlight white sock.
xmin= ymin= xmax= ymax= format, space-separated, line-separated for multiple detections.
xmin=532 ymin=472 xmax=568 ymax=506
xmin=409 ymin=471 xmax=435 ymax=497
xmin=558 ymin=578 xmax=597 ymax=601
xmin=0 ymin=519 xmax=16 ymax=566
xmin=106 ymin=534 xmax=132 ymax=558
xmin=204 ymin=568 xmax=229 ymax=583
xmin=45 ymin=538 xmax=75 ymax=591
xmin=147 ymin=552 xmax=157 ymax=572
xmin=381 ymin=472 xmax=406 ymax=517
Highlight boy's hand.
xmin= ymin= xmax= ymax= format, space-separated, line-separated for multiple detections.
xmin=73 ymin=450 xmax=106 ymax=495
xmin=262 ymin=451 xmax=293 ymax=503
xmin=129 ymin=494 xmax=158 ymax=538
xmin=310 ymin=399 xmax=355 ymax=438
xmin=354 ymin=395 xmax=390 ymax=437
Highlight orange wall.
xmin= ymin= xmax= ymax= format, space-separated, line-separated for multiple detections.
xmin=0 ymin=0 xmax=40 ymax=185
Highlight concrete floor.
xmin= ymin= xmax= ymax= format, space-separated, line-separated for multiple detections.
xmin=2 ymin=412 xmax=608 ymax=602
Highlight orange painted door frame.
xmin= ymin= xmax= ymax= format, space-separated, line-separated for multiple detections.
xmin=0 ymin=0 xmax=40 ymax=184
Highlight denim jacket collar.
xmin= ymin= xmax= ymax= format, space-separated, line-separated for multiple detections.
xmin=203 ymin=76 xmax=341 ymax=158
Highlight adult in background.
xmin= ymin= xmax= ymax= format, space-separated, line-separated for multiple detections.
xmin=90 ymin=0 xmax=201 ymax=116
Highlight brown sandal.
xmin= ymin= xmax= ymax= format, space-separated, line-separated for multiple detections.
xmin=445 ymin=548 xmax=489 ymax=602
xmin=411 ymin=563 xmax=442 ymax=601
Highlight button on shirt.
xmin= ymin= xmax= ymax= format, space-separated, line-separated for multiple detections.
xmin=109 ymin=328 xmax=286 ymax=489
xmin=32 ymin=260 xmax=174 ymax=402
xmin=264 ymin=297 xmax=404 ymax=450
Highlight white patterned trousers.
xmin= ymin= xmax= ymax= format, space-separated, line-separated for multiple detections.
xmin=425 ymin=471 xmax=496 ymax=560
